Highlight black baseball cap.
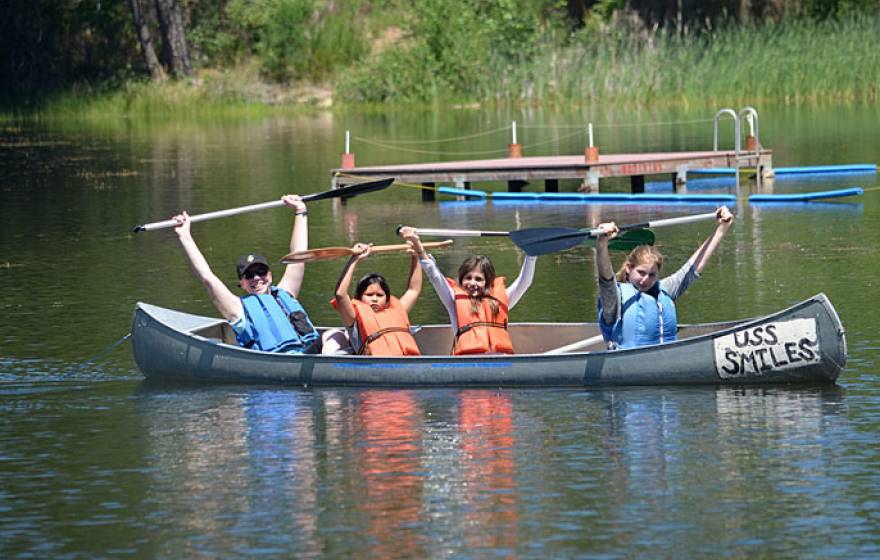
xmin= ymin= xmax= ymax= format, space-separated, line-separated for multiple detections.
xmin=236 ymin=253 xmax=270 ymax=279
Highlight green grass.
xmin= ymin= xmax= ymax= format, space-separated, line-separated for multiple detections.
xmin=11 ymin=64 xmax=331 ymax=122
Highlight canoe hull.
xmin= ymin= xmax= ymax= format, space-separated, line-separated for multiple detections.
xmin=131 ymin=294 xmax=846 ymax=387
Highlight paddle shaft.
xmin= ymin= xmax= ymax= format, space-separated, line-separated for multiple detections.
xmin=591 ymin=211 xmax=719 ymax=237
xmin=543 ymin=334 xmax=605 ymax=354
xmin=409 ymin=227 xmax=510 ymax=238
xmin=408 ymin=226 xmax=653 ymax=253
xmin=282 ymin=240 xmax=452 ymax=264
xmin=133 ymin=178 xmax=393 ymax=233
xmin=135 ymin=199 xmax=286 ymax=233
xmin=411 ymin=213 xmax=716 ymax=241
xmin=356 ymin=240 xmax=452 ymax=256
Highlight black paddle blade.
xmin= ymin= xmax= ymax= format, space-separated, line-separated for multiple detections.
xmin=304 ymin=177 xmax=394 ymax=202
xmin=508 ymin=227 xmax=589 ymax=256
xmin=607 ymin=228 xmax=655 ymax=251
xmin=510 ymin=227 xmax=655 ymax=256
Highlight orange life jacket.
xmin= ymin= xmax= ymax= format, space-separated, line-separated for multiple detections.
xmin=350 ymin=297 xmax=421 ymax=356
xmin=447 ymin=277 xmax=514 ymax=355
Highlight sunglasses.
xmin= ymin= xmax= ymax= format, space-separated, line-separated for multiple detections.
xmin=242 ymin=266 xmax=270 ymax=280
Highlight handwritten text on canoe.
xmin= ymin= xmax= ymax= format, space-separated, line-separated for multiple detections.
xmin=713 ymin=318 xmax=820 ymax=379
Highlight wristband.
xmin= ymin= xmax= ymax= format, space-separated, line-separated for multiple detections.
xmin=296 ymin=210 xmax=308 ymax=217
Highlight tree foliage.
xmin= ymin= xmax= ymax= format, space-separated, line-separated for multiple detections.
xmin=1 ymin=0 xmax=878 ymax=102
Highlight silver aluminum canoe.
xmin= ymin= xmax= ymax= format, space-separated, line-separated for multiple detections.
xmin=131 ymin=294 xmax=846 ymax=387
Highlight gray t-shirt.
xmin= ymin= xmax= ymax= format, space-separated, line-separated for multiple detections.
xmin=598 ymin=260 xmax=699 ymax=326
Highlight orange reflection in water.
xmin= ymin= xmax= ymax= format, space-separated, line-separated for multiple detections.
xmin=459 ymin=390 xmax=519 ymax=553
xmin=357 ymin=390 xmax=424 ymax=558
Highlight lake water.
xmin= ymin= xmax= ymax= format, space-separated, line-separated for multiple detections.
xmin=2 ymin=102 xmax=879 ymax=558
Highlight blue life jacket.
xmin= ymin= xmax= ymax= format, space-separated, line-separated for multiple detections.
xmin=236 ymin=287 xmax=319 ymax=353
xmin=598 ymin=282 xmax=677 ymax=349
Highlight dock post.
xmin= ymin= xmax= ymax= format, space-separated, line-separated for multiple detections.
xmin=674 ymin=166 xmax=688 ymax=191
xmin=421 ymin=182 xmax=435 ymax=202
xmin=508 ymin=180 xmax=527 ymax=192
xmin=508 ymin=144 xmax=522 ymax=158
xmin=508 ymin=121 xmax=522 ymax=158
xmin=545 ymin=179 xmax=559 ymax=193
xmin=581 ymin=170 xmax=600 ymax=193
xmin=585 ymin=123 xmax=599 ymax=162
xmin=341 ymin=130 xmax=355 ymax=168
xmin=454 ymin=178 xmax=471 ymax=201
xmin=631 ymin=175 xmax=645 ymax=194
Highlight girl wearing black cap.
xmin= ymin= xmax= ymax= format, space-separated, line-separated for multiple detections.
xmin=172 ymin=194 xmax=320 ymax=354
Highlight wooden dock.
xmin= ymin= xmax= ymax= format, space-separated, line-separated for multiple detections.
xmin=331 ymin=149 xmax=773 ymax=200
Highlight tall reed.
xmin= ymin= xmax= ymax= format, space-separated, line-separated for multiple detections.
xmin=472 ymin=14 xmax=880 ymax=106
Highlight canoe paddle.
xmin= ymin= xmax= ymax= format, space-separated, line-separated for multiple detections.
xmin=508 ymin=211 xmax=720 ymax=256
xmin=402 ymin=226 xmax=654 ymax=252
xmin=132 ymin=177 xmax=394 ymax=233
xmin=281 ymin=240 xmax=453 ymax=264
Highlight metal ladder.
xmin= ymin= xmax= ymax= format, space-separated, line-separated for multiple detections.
xmin=713 ymin=106 xmax=763 ymax=192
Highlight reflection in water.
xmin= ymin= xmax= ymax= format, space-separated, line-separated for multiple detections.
xmin=345 ymin=390 xmax=520 ymax=557
xmin=459 ymin=390 xmax=519 ymax=552
xmin=126 ymin=383 xmax=864 ymax=557
xmin=138 ymin=388 xmax=320 ymax=556
xmin=243 ymin=391 xmax=320 ymax=554
xmin=587 ymin=386 xmax=849 ymax=556
xmin=354 ymin=391 xmax=425 ymax=558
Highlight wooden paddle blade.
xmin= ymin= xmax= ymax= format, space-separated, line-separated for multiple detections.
xmin=508 ymin=227 xmax=588 ymax=256
xmin=280 ymin=247 xmax=353 ymax=264
xmin=305 ymin=177 xmax=394 ymax=202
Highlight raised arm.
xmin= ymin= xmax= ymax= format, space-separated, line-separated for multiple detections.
xmin=173 ymin=212 xmax=243 ymax=322
xmin=594 ymin=222 xmax=620 ymax=326
xmin=333 ymin=243 xmax=371 ymax=327
xmin=594 ymin=222 xmax=619 ymax=281
xmin=400 ymin=226 xmax=456 ymax=317
xmin=687 ymin=206 xmax=735 ymax=274
xmin=277 ymin=194 xmax=308 ymax=296
xmin=506 ymin=255 xmax=537 ymax=309
xmin=398 ymin=244 xmax=423 ymax=313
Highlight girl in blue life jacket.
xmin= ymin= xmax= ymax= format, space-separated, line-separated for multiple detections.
xmin=172 ymin=194 xmax=320 ymax=354
xmin=594 ymin=206 xmax=734 ymax=350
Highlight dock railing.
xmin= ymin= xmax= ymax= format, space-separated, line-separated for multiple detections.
xmin=714 ymin=106 xmax=766 ymax=191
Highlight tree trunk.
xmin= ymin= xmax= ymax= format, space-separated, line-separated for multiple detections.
xmin=739 ymin=0 xmax=753 ymax=21
xmin=154 ymin=0 xmax=191 ymax=78
xmin=128 ymin=0 xmax=165 ymax=81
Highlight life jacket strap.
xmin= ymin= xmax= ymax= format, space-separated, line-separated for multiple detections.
xmin=452 ymin=320 xmax=508 ymax=353
xmin=357 ymin=326 xmax=411 ymax=355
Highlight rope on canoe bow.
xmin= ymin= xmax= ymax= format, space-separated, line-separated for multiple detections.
xmin=73 ymin=332 xmax=132 ymax=372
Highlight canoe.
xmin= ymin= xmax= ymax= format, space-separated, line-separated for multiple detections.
xmin=131 ymin=294 xmax=846 ymax=387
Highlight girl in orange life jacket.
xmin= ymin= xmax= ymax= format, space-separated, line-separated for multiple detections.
xmin=399 ymin=226 xmax=537 ymax=355
xmin=323 ymin=242 xmax=422 ymax=356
